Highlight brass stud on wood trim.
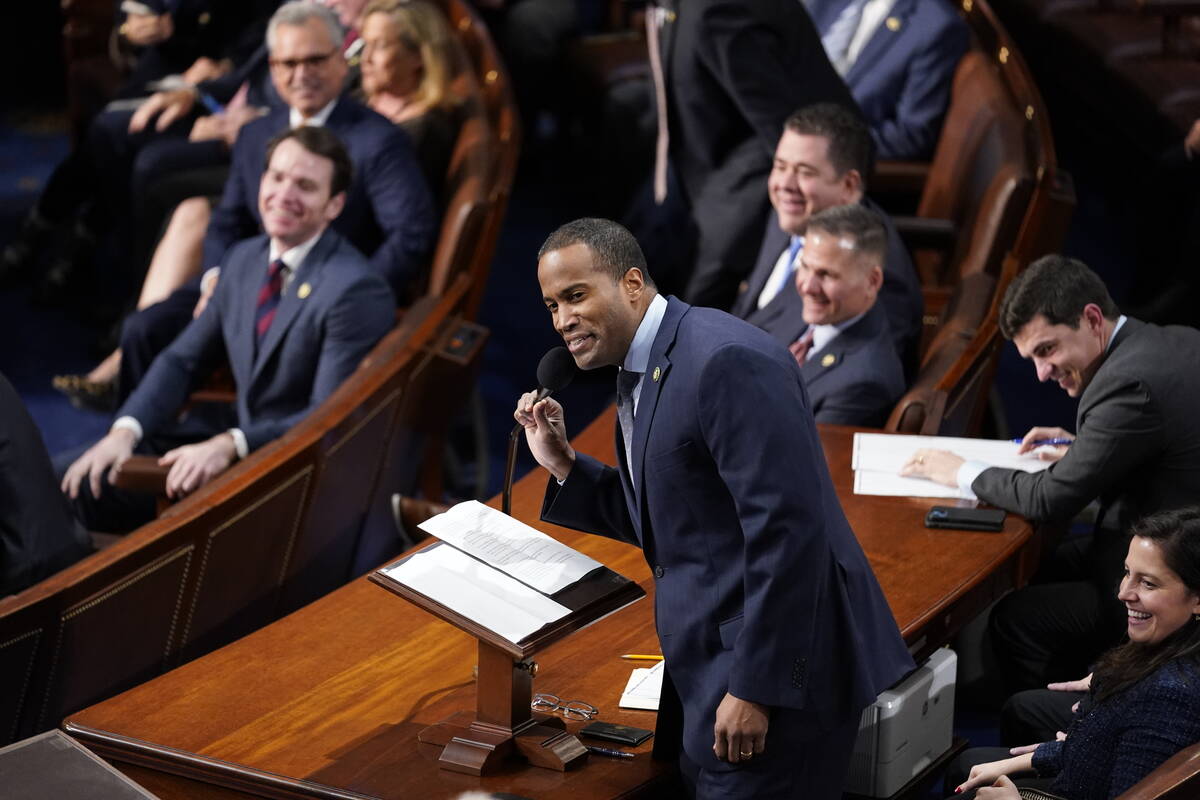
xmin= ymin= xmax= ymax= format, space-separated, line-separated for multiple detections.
xmin=1025 ymin=105 xmax=1035 ymax=120
xmin=486 ymin=69 xmax=498 ymax=84
xmin=963 ymin=0 xmax=973 ymax=11
xmin=999 ymin=46 xmax=1009 ymax=64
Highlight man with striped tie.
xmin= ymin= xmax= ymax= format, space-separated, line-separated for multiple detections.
xmin=59 ymin=126 xmax=394 ymax=532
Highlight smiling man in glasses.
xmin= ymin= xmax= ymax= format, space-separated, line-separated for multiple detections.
xmin=112 ymin=0 xmax=436 ymax=404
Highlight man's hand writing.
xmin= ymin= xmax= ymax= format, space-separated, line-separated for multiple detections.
xmin=712 ymin=692 xmax=768 ymax=763
xmin=1017 ymin=426 xmax=1074 ymax=463
xmin=899 ymin=448 xmax=964 ymax=486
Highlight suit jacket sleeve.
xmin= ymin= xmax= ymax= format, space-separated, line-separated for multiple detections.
xmin=541 ymin=453 xmax=640 ymax=546
xmin=698 ymin=343 xmax=837 ymax=706
xmin=361 ymin=126 xmax=438 ymax=295
xmin=115 ymin=297 xmax=227 ymax=436
xmin=241 ymin=273 xmax=395 ymax=451
xmin=871 ymin=14 xmax=967 ymax=160
xmin=696 ymin=1 xmax=845 ymax=157
xmin=972 ymin=376 xmax=1163 ymax=521
xmin=203 ymin=130 xmax=259 ymax=269
xmin=814 ymin=375 xmax=896 ymax=427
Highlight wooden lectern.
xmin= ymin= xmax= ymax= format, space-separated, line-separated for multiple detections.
xmin=370 ymin=542 xmax=646 ymax=776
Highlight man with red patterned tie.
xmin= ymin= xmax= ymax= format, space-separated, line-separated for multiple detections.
xmin=59 ymin=126 xmax=394 ymax=532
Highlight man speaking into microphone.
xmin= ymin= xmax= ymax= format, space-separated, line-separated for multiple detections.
xmin=514 ymin=218 xmax=912 ymax=798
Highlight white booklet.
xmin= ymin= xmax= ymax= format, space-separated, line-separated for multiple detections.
xmin=417 ymin=500 xmax=603 ymax=594
xmin=619 ymin=660 xmax=664 ymax=711
xmin=851 ymin=432 xmax=1053 ymax=499
xmin=380 ymin=544 xmax=571 ymax=644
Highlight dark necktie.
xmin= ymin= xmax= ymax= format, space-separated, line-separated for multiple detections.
xmin=255 ymin=258 xmax=287 ymax=346
xmin=790 ymin=327 xmax=815 ymax=366
xmin=617 ymin=368 xmax=643 ymax=480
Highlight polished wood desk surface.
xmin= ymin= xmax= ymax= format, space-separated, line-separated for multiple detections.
xmin=64 ymin=408 xmax=1034 ymax=800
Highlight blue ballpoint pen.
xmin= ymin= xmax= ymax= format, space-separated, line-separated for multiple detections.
xmin=1011 ymin=438 xmax=1073 ymax=446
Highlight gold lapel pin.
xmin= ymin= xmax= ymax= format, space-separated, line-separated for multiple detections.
xmin=886 ymin=16 xmax=902 ymax=31
xmin=298 ymin=282 xmax=312 ymax=299
xmin=821 ymin=353 xmax=836 ymax=367
xmin=652 ymin=366 xmax=662 ymax=382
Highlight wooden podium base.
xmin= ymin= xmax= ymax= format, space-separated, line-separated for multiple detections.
xmin=418 ymin=711 xmax=588 ymax=775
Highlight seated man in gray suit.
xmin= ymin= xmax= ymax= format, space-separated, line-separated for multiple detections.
xmin=786 ymin=204 xmax=905 ymax=426
xmin=60 ymin=126 xmax=395 ymax=532
xmin=900 ymin=256 xmax=1200 ymax=697
xmin=731 ymin=103 xmax=923 ymax=365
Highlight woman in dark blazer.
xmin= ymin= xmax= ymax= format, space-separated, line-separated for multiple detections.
xmin=955 ymin=507 xmax=1200 ymax=800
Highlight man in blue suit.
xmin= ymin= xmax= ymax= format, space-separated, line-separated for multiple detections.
xmin=60 ymin=126 xmax=394 ymax=532
xmin=515 ymin=218 xmax=913 ymax=798
xmin=782 ymin=204 xmax=906 ymax=427
xmin=117 ymin=0 xmax=435 ymax=401
xmin=806 ymin=0 xmax=968 ymax=160
xmin=731 ymin=104 xmax=922 ymax=364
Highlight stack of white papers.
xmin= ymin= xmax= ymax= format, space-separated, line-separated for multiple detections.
xmin=380 ymin=544 xmax=571 ymax=644
xmin=619 ymin=660 xmax=664 ymax=710
xmin=418 ymin=500 xmax=603 ymax=594
xmin=851 ymin=433 xmax=1052 ymax=499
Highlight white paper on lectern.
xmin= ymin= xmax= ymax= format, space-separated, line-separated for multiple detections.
xmin=418 ymin=500 xmax=603 ymax=594
xmin=381 ymin=544 xmax=570 ymax=644
xmin=619 ymin=660 xmax=664 ymax=710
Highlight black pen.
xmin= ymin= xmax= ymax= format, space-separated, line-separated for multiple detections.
xmin=587 ymin=745 xmax=635 ymax=759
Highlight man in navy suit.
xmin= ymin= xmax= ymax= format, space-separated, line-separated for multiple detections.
xmin=515 ymin=218 xmax=913 ymax=798
xmin=731 ymin=103 xmax=922 ymax=363
xmin=807 ymin=0 xmax=968 ymax=160
xmin=60 ymin=126 xmax=394 ymax=532
xmin=117 ymin=0 xmax=434 ymax=401
xmin=784 ymin=204 xmax=906 ymax=427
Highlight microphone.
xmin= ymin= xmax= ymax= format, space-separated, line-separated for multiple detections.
xmin=504 ymin=347 xmax=575 ymax=515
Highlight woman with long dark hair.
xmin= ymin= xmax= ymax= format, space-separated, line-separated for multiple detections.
xmin=955 ymin=506 xmax=1200 ymax=799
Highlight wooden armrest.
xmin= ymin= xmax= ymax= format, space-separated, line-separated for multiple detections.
xmin=872 ymin=160 xmax=932 ymax=195
xmin=111 ymin=455 xmax=168 ymax=495
xmin=894 ymin=216 xmax=957 ymax=252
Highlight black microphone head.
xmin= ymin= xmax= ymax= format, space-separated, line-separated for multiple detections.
xmin=537 ymin=346 xmax=576 ymax=393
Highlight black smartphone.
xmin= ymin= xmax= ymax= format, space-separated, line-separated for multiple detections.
xmin=579 ymin=721 xmax=654 ymax=746
xmin=924 ymin=505 xmax=1006 ymax=531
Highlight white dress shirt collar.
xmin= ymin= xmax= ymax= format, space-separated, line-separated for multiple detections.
xmin=289 ymin=98 xmax=338 ymax=129
xmin=621 ymin=293 xmax=668 ymax=413
xmin=808 ymin=309 xmax=869 ymax=357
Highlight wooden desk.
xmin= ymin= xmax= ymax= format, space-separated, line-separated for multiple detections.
xmin=64 ymin=409 xmax=1036 ymax=799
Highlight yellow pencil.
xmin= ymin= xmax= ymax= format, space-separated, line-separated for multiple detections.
xmin=620 ymin=654 xmax=664 ymax=661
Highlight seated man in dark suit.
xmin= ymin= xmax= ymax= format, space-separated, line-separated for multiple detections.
xmin=0 ymin=372 xmax=93 ymax=596
xmin=900 ymin=256 xmax=1200 ymax=698
xmin=59 ymin=126 xmax=395 ymax=533
xmin=731 ymin=103 xmax=923 ymax=362
xmin=785 ymin=204 xmax=905 ymax=427
xmin=806 ymin=0 xmax=968 ymax=160
xmin=117 ymin=0 xmax=435 ymax=402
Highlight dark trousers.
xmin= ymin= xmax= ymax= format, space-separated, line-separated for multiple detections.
xmin=678 ymin=712 xmax=859 ymax=799
xmin=119 ymin=282 xmax=203 ymax=403
xmin=989 ymin=530 xmax=1129 ymax=694
xmin=1001 ymin=689 xmax=1085 ymax=748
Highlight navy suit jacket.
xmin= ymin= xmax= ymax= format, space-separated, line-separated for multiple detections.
xmin=541 ymin=297 xmax=913 ymax=772
xmin=120 ymin=228 xmax=394 ymax=451
xmin=808 ymin=0 xmax=968 ymax=160
xmin=731 ymin=197 xmax=923 ymax=357
xmin=795 ymin=303 xmax=907 ymax=427
xmin=204 ymin=97 xmax=437 ymax=297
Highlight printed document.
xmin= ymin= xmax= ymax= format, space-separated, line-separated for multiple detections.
xmin=852 ymin=433 xmax=1052 ymax=499
xmin=381 ymin=544 xmax=570 ymax=644
xmin=418 ymin=500 xmax=603 ymax=594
